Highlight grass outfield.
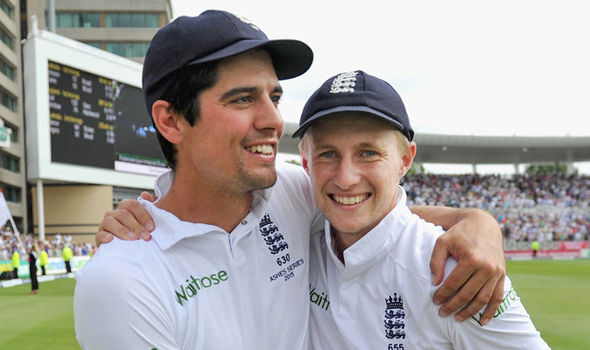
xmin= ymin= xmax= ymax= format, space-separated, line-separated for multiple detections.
xmin=0 ymin=260 xmax=588 ymax=349
xmin=0 ymin=277 xmax=79 ymax=349
xmin=507 ymin=259 xmax=590 ymax=349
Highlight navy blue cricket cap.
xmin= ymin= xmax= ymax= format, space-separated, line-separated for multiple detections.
xmin=292 ymin=71 xmax=414 ymax=141
xmin=142 ymin=9 xmax=313 ymax=116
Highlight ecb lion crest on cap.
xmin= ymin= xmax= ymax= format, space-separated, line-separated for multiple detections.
xmin=330 ymin=71 xmax=358 ymax=94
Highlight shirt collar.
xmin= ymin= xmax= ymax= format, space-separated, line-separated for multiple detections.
xmin=149 ymin=170 xmax=274 ymax=250
xmin=325 ymin=186 xmax=411 ymax=277
xmin=153 ymin=170 xmax=173 ymax=200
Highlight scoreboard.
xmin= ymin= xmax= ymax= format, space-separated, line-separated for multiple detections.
xmin=24 ymin=29 xmax=167 ymax=189
xmin=47 ymin=61 xmax=166 ymax=173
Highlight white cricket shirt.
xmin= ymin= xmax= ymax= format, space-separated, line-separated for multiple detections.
xmin=309 ymin=187 xmax=550 ymax=350
xmin=74 ymin=163 xmax=323 ymax=349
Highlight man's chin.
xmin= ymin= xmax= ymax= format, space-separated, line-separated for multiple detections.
xmin=243 ymin=170 xmax=277 ymax=192
xmin=256 ymin=176 xmax=277 ymax=190
xmin=324 ymin=215 xmax=370 ymax=237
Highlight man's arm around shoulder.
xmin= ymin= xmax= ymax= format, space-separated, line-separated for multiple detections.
xmin=411 ymin=206 xmax=506 ymax=324
xmin=445 ymin=275 xmax=551 ymax=349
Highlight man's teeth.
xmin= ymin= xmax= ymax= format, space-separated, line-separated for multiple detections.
xmin=333 ymin=195 xmax=367 ymax=205
xmin=248 ymin=144 xmax=273 ymax=155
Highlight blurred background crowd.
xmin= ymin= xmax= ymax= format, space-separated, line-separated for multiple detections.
xmin=0 ymin=172 xmax=588 ymax=261
xmin=402 ymin=173 xmax=590 ymax=242
xmin=0 ymin=230 xmax=94 ymax=261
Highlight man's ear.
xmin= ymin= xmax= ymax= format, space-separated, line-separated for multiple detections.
xmin=301 ymin=154 xmax=311 ymax=176
xmin=299 ymin=139 xmax=312 ymax=176
xmin=400 ymin=142 xmax=417 ymax=177
xmin=152 ymin=100 xmax=184 ymax=144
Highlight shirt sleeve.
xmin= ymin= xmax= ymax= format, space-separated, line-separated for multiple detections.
xmin=74 ymin=248 xmax=179 ymax=350
xmin=445 ymin=276 xmax=551 ymax=350
xmin=277 ymin=163 xmax=324 ymax=234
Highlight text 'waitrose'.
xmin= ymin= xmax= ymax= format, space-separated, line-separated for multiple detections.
xmin=175 ymin=270 xmax=228 ymax=306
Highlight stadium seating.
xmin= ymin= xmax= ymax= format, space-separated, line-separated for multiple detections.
xmin=403 ymin=173 xmax=590 ymax=242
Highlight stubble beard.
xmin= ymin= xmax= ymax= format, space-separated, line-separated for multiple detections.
xmin=236 ymin=161 xmax=277 ymax=193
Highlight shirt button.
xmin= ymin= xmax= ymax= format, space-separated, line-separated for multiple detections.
xmin=241 ymin=220 xmax=248 ymax=225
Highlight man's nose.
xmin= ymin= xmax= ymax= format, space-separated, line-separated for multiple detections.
xmin=254 ymin=96 xmax=284 ymax=136
xmin=334 ymin=157 xmax=361 ymax=190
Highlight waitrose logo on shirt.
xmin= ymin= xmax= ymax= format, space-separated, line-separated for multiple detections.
xmin=175 ymin=270 xmax=229 ymax=306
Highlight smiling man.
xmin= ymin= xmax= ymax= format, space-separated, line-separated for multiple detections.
xmin=76 ymin=10 xmax=507 ymax=349
xmin=299 ymin=71 xmax=550 ymax=349
xmin=74 ymin=11 xmax=320 ymax=349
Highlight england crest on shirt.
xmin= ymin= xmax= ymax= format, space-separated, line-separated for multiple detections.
xmin=259 ymin=212 xmax=289 ymax=256
xmin=385 ymin=292 xmax=406 ymax=345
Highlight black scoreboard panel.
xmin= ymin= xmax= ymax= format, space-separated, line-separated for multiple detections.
xmin=48 ymin=60 xmax=167 ymax=173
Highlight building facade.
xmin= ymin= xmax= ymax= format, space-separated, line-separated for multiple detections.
xmin=23 ymin=0 xmax=172 ymax=62
xmin=0 ymin=0 xmax=25 ymax=232
xmin=0 ymin=0 xmax=171 ymax=237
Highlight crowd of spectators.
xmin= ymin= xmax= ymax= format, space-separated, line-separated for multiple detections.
xmin=402 ymin=173 xmax=590 ymax=242
xmin=1 ymin=173 xmax=588 ymax=258
xmin=0 ymin=228 xmax=95 ymax=261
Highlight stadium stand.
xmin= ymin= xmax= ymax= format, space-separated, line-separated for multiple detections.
xmin=1 ymin=173 xmax=587 ymax=262
xmin=402 ymin=173 xmax=589 ymax=242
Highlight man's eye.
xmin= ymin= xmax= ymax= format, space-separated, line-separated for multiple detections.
xmin=232 ymin=96 xmax=254 ymax=104
xmin=319 ymin=151 xmax=335 ymax=158
xmin=361 ymin=150 xmax=378 ymax=157
xmin=271 ymin=94 xmax=282 ymax=104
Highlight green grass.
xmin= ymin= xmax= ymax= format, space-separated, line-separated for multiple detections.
xmin=0 ymin=278 xmax=79 ymax=350
xmin=0 ymin=261 xmax=588 ymax=349
xmin=507 ymin=259 xmax=590 ymax=349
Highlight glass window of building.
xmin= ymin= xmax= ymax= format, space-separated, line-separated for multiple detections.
xmin=145 ymin=13 xmax=159 ymax=27
xmin=132 ymin=13 xmax=144 ymax=27
xmin=0 ymin=182 xmax=20 ymax=202
xmin=3 ymin=123 xmax=16 ymax=142
xmin=105 ymin=42 xmax=150 ymax=58
xmin=81 ymin=13 xmax=100 ymax=27
xmin=0 ymin=57 xmax=14 ymax=80
xmin=118 ymin=13 xmax=132 ymax=27
xmin=56 ymin=13 xmax=73 ymax=27
xmin=0 ymin=0 xmax=12 ymax=18
xmin=0 ymin=151 xmax=18 ymax=172
xmin=105 ymin=13 xmax=159 ymax=27
xmin=0 ymin=26 xmax=13 ymax=49
xmin=0 ymin=89 xmax=15 ymax=111
xmin=56 ymin=12 xmax=100 ymax=28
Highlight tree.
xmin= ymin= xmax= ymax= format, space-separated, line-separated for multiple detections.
xmin=407 ymin=163 xmax=425 ymax=176
xmin=525 ymin=163 xmax=570 ymax=174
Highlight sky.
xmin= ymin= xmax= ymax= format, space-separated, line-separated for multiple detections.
xmin=171 ymin=1 xmax=590 ymax=173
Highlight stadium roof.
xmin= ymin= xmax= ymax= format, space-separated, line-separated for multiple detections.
xmin=280 ymin=122 xmax=590 ymax=165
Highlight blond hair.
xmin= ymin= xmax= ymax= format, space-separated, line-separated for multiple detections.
xmin=298 ymin=122 xmax=410 ymax=157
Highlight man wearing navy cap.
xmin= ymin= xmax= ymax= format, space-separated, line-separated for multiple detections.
xmin=76 ymin=10 xmax=506 ymax=349
xmin=298 ymin=71 xmax=549 ymax=349
xmin=75 ymin=10 xmax=319 ymax=349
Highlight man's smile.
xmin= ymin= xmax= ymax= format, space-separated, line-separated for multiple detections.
xmin=246 ymin=144 xmax=274 ymax=155
xmin=330 ymin=193 xmax=370 ymax=206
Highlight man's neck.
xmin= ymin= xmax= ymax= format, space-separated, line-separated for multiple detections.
xmin=331 ymin=191 xmax=400 ymax=264
xmin=156 ymin=173 xmax=253 ymax=233
xmin=331 ymin=229 xmax=367 ymax=263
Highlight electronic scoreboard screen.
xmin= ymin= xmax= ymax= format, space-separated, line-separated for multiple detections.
xmin=47 ymin=60 xmax=167 ymax=175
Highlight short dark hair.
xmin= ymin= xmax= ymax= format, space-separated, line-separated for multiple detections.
xmin=155 ymin=62 xmax=220 ymax=170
